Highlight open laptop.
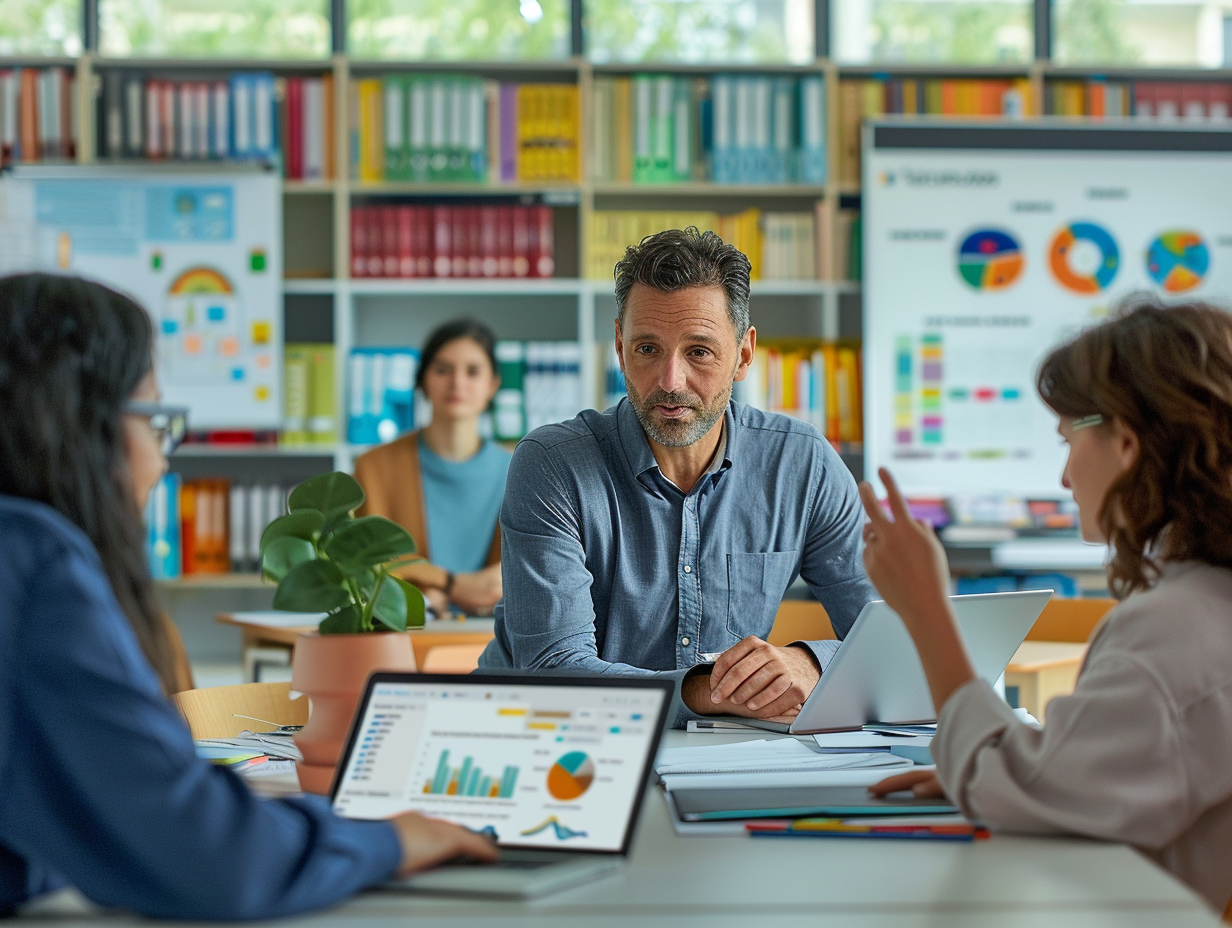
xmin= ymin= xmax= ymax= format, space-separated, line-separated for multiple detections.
xmin=732 ymin=590 xmax=1051 ymax=734
xmin=329 ymin=672 xmax=674 ymax=898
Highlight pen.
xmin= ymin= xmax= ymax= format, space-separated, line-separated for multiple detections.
xmin=749 ymin=829 xmax=983 ymax=842
xmin=746 ymin=819 xmax=989 ymax=840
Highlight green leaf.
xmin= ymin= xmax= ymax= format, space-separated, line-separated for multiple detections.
xmin=260 ymin=510 xmax=325 ymax=553
xmin=398 ymin=577 xmax=427 ymax=630
xmin=358 ymin=568 xmax=379 ymax=600
xmin=371 ymin=575 xmax=407 ymax=633
xmin=272 ymin=558 xmax=351 ymax=612
xmin=287 ymin=472 xmax=366 ymax=519
xmin=261 ymin=536 xmax=316 ymax=583
xmin=320 ymin=604 xmax=363 ymax=635
xmin=321 ymin=516 xmax=418 ymax=573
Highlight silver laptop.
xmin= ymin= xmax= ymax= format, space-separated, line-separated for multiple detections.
xmin=330 ymin=672 xmax=674 ymax=898
xmin=735 ymin=590 xmax=1051 ymax=734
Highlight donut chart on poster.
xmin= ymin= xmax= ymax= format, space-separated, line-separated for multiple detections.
xmin=1049 ymin=221 xmax=1120 ymax=293
xmin=956 ymin=229 xmax=1025 ymax=290
xmin=1146 ymin=231 xmax=1210 ymax=292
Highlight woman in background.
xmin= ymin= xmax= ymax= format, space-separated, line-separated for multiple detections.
xmin=355 ymin=320 xmax=511 ymax=617
xmin=860 ymin=298 xmax=1232 ymax=912
xmin=0 ymin=273 xmax=494 ymax=919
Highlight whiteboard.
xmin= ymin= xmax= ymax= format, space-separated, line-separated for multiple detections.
xmin=0 ymin=165 xmax=283 ymax=429
xmin=863 ymin=121 xmax=1232 ymax=497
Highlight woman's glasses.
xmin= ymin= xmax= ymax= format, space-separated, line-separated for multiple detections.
xmin=125 ymin=402 xmax=189 ymax=455
xmin=1071 ymin=414 xmax=1105 ymax=432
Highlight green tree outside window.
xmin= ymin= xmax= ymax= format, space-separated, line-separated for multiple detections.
xmin=834 ymin=1 xmax=1031 ymax=64
xmin=585 ymin=0 xmax=812 ymax=64
xmin=0 ymin=0 xmax=82 ymax=56
xmin=347 ymin=0 xmax=568 ymax=60
xmin=100 ymin=0 xmax=330 ymax=58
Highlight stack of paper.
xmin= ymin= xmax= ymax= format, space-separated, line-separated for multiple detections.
xmin=195 ymin=730 xmax=302 ymax=777
xmin=655 ymin=739 xmax=912 ymax=790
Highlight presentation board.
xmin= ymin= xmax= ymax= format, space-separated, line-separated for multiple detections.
xmin=863 ymin=122 xmax=1232 ymax=497
xmin=0 ymin=165 xmax=282 ymax=429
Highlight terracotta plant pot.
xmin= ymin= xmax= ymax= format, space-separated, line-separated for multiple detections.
xmin=291 ymin=631 xmax=417 ymax=794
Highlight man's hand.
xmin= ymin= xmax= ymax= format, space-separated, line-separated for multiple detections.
xmin=696 ymin=638 xmax=820 ymax=719
xmin=867 ymin=769 xmax=947 ymax=800
xmin=390 ymin=811 xmax=499 ymax=876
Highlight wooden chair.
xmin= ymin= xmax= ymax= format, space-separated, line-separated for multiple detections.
xmin=420 ymin=643 xmax=488 ymax=674
xmin=1025 ymin=597 xmax=1116 ymax=643
xmin=173 ymin=682 xmax=308 ymax=740
xmin=767 ymin=596 xmax=1115 ymax=648
xmin=767 ymin=600 xmax=835 ymax=646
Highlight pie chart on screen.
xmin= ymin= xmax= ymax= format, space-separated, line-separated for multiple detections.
xmin=1049 ymin=221 xmax=1120 ymax=294
xmin=956 ymin=229 xmax=1025 ymax=290
xmin=1146 ymin=231 xmax=1209 ymax=293
xmin=547 ymin=751 xmax=595 ymax=801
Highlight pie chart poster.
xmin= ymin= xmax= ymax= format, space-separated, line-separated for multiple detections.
xmin=863 ymin=124 xmax=1232 ymax=497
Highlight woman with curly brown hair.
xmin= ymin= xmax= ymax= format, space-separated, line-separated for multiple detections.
xmin=857 ymin=297 xmax=1232 ymax=913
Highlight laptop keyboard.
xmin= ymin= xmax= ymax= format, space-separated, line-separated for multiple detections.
xmin=441 ymin=853 xmax=564 ymax=871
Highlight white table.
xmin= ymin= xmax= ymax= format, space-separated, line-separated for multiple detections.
xmin=19 ymin=731 xmax=1219 ymax=927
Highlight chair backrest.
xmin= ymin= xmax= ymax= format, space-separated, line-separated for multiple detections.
xmin=766 ymin=596 xmax=1115 ymax=649
xmin=768 ymin=600 xmax=835 ymax=646
xmin=1025 ymin=598 xmax=1116 ymax=643
xmin=420 ymin=643 xmax=488 ymax=674
xmin=173 ymin=681 xmax=308 ymax=740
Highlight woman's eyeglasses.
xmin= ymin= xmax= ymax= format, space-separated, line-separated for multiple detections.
xmin=125 ymin=402 xmax=189 ymax=455
xmin=1071 ymin=414 xmax=1105 ymax=432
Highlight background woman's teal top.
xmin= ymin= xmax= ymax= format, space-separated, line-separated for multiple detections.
xmin=418 ymin=434 xmax=512 ymax=573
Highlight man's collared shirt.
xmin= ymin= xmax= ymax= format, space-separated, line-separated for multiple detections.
xmin=479 ymin=398 xmax=876 ymax=686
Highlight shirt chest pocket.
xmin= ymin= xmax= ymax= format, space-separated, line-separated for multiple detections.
xmin=725 ymin=551 xmax=800 ymax=641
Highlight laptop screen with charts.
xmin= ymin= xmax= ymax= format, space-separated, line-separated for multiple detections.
xmin=330 ymin=673 xmax=674 ymax=856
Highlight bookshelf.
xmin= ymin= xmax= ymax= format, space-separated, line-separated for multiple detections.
xmin=9 ymin=26 xmax=1224 ymax=590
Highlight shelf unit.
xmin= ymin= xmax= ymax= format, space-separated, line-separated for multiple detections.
xmin=12 ymin=46 xmax=1226 ymax=489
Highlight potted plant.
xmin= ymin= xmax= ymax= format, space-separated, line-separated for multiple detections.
xmin=260 ymin=471 xmax=426 ymax=794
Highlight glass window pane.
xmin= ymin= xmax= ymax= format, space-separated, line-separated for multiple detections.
xmin=0 ymin=0 xmax=82 ymax=56
xmin=1054 ymin=0 xmax=1232 ymax=67
xmin=100 ymin=0 xmax=330 ymax=58
xmin=587 ymin=0 xmax=813 ymax=64
xmin=833 ymin=1 xmax=1032 ymax=65
xmin=348 ymin=0 xmax=569 ymax=60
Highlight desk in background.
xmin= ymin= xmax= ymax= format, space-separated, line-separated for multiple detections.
xmin=1005 ymin=641 xmax=1088 ymax=722
xmin=215 ymin=611 xmax=495 ymax=681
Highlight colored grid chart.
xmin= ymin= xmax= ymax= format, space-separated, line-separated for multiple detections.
xmin=423 ymin=749 xmax=519 ymax=799
xmin=892 ymin=332 xmax=1028 ymax=460
xmin=920 ymin=334 xmax=943 ymax=445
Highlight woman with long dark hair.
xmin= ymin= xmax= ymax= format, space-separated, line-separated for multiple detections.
xmin=0 ymin=273 xmax=494 ymax=919
xmin=859 ymin=298 xmax=1232 ymax=913
xmin=355 ymin=319 xmax=511 ymax=616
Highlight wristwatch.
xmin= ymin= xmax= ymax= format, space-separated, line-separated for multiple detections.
xmin=443 ymin=571 xmax=455 ymax=596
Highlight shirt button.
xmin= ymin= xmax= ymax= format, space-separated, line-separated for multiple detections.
xmin=681 ymin=637 xmax=691 ymax=647
xmin=683 ymin=565 xmax=692 ymax=573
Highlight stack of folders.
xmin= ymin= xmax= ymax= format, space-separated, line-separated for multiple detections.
xmin=195 ymin=729 xmax=302 ymax=777
xmin=656 ymin=731 xmax=971 ymax=837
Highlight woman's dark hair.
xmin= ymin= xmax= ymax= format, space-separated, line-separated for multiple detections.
xmin=415 ymin=319 xmax=499 ymax=392
xmin=0 ymin=272 xmax=178 ymax=693
xmin=1036 ymin=296 xmax=1232 ymax=598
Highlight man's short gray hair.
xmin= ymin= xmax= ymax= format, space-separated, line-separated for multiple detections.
xmin=613 ymin=227 xmax=752 ymax=339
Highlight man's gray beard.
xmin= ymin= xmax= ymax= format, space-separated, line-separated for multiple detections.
xmin=626 ymin=380 xmax=731 ymax=448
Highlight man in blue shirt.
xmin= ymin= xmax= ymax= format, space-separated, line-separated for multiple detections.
xmin=480 ymin=228 xmax=876 ymax=724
